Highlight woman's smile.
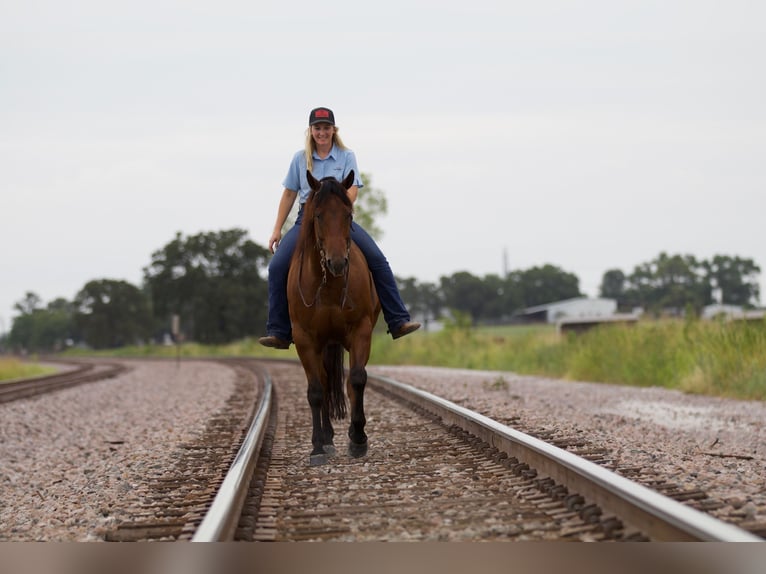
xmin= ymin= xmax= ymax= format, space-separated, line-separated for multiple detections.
xmin=311 ymin=124 xmax=334 ymax=145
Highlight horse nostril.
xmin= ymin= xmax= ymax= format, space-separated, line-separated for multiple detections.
xmin=326 ymin=256 xmax=349 ymax=277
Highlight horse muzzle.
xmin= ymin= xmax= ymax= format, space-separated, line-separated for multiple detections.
xmin=324 ymin=255 xmax=349 ymax=277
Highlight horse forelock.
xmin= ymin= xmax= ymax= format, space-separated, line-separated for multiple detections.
xmin=313 ymin=177 xmax=352 ymax=210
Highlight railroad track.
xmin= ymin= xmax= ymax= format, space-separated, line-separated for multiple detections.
xmin=180 ymin=359 xmax=762 ymax=543
xmin=0 ymin=359 xmax=129 ymax=403
xmin=9 ymin=357 xmax=760 ymax=542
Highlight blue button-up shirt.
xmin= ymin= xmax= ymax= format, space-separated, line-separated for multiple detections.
xmin=282 ymin=144 xmax=364 ymax=204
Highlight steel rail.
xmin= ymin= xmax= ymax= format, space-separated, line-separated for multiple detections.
xmin=0 ymin=361 xmax=128 ymax=403
xmin=191 ymin=364 xmax=273 ymax=542
xmin=368 ymin=373 xmax=762 ymax=542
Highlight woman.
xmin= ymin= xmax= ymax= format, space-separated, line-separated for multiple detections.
xmin=258 ymin=107 xmax=420 ymax=349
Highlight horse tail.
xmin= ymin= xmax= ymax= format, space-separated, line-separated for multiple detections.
xmin=323 ymin=342 xmax=347 ymax=420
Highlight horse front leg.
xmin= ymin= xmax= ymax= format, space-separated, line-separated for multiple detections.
xmin=346 ymin=364 xmax=368 ymax=458
xmin=307 ymin=375 xmax=328 ymax=466
xmin=295 ymin=335 xmax=330 ymax=466
xmin=346 ymin=329 xmax=372 ymax=458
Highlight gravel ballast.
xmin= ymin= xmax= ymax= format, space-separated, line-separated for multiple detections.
xmin=369 ymin=365 xmax=766 ymax=532
xmin=1 ymin=359 xmax=763 ymax=541
xmin=0 ymin=360 xmax=237 ymax=542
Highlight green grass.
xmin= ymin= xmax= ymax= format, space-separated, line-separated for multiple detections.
xmin=370 ymin=323 xmax=568 ymax=374
xmin=63 ymin=338 xmax=299 ymax=361
xmin=60 ymin=317 xmax=766 ymax=402
xmin=0 ymin=357 xmax=57 ymax=382
xmin=564 ymin=319 xmax=766 ymax=400
xmin=369 ymin=319 xmax=766 ymax=401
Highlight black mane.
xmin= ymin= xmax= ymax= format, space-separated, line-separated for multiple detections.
xmin=313 ymin=177 xmax=352 ymax=209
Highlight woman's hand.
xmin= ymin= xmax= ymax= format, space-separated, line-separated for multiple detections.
xmin=268 ymin=230 xmax=282 ymax=253
xmin=268 ymin=188 xmax=297 ymax=253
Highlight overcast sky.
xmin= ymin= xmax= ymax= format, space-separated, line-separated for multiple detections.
xmin=2 ymin=0 xmax=765 ymax=334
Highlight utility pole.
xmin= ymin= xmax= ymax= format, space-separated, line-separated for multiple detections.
xmin=172 ymin=314 xmax=181 ymax=368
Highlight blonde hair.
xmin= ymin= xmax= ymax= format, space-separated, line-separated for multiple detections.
xmin=304 ymin=127 xmax=347 ymax=172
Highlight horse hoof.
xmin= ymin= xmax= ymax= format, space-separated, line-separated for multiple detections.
xmin=348 ymin=441 xmax=368 ymax=459
xmin=309 ymin=453 xmax=328 ymax=466
xmin=323 ymin=444 xmax=336 ymax=456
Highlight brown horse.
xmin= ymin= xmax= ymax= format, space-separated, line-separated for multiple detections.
xmin=287 ymin=170 xmax=381 ymax=466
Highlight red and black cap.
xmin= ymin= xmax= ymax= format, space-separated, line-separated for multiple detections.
xmin=309 ymin=107 xmax=335 ymax=126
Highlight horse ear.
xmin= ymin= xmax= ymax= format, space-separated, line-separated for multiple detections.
xmin=342 ymin=170 xmax=355 ymax=190
xmin=307 ymin=170 xmax=321 ymax=191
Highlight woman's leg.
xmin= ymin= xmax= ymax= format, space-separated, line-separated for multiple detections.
xmin=350 ymin=222 xmax=414 ymax=333
xmin=264 ymin=224 xmax=300 ymax=341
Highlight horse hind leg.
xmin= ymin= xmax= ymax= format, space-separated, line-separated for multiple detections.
xmin=321 ymin=342 xmax=344 ymax=457
xmin=321 ymin=400 xmax=336 ymax=456
xmin=346 ymin=365 xmax=368 ymax=458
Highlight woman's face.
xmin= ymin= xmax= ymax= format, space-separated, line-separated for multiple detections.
xmin=311 ymin=123 xmax=335 ymax=146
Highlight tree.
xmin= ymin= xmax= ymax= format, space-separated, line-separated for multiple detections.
xmin=706 ymin=255 xmax=760 ymax=307
xmin=603 ymin=252 xmax=761 ymax=315
xmin=600 ymin=269 xmax=626 ymax=301
xmin=655 ymin=253 xmax=710 ymax=313
xmin=431 ymin=266 xmax=582 ymax=324
xmin=355 ymin=172 xmax=388 ymax=241
xmin=143 ymin=229 xmax=271 ymax=344
xmin=440 ymin=271 xmax=496 ymax=324
xmin=518 ymin=265 xmax=582 ymax=307
xmin=397 ymin=276 xmax=423 ymax=319
xmin=623 ymin=252 xmax=711 ymax=315
xmin=481 ymin=273 xmax=522 ymax=322
xmin=74 ymin=280 xmax=152 ymax=349
xmin=397 ymin=276 xmax=444 ymax=329
xmin=419 ymin=281 xmax=444 ymax=327
xmin=8 ymin=293 xmax=76 ymax=352
xmin=14 ymin=292 xmax=42 ymax=316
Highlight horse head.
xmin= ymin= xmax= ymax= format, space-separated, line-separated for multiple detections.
xmin=306 ymin=170 xmax=355 ymax=278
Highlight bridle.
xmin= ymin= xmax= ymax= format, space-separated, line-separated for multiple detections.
xmin=296 ymin=200 xmax=352 ymax=309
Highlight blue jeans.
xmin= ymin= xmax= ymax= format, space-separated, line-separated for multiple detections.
xmin=265 ymin=208 xmax=411 ymax=340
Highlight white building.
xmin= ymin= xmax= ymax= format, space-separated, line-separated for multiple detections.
xmin=513 ymin=297 xmax=618 ymax=324
xmin=702 ymin=304 xmax=766 ymax=322
xmin=702 ymin=303 xmax=743 ymax=320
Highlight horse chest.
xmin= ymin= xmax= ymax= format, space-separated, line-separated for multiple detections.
xmin=309 ymin=301 xmax=352 ymax=332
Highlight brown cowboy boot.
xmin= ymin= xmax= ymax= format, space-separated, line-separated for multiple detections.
xmin=391 ymin=321 xmax=421 ymax=340
xmin=258 ymin=335 xmax=291 ymax=349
